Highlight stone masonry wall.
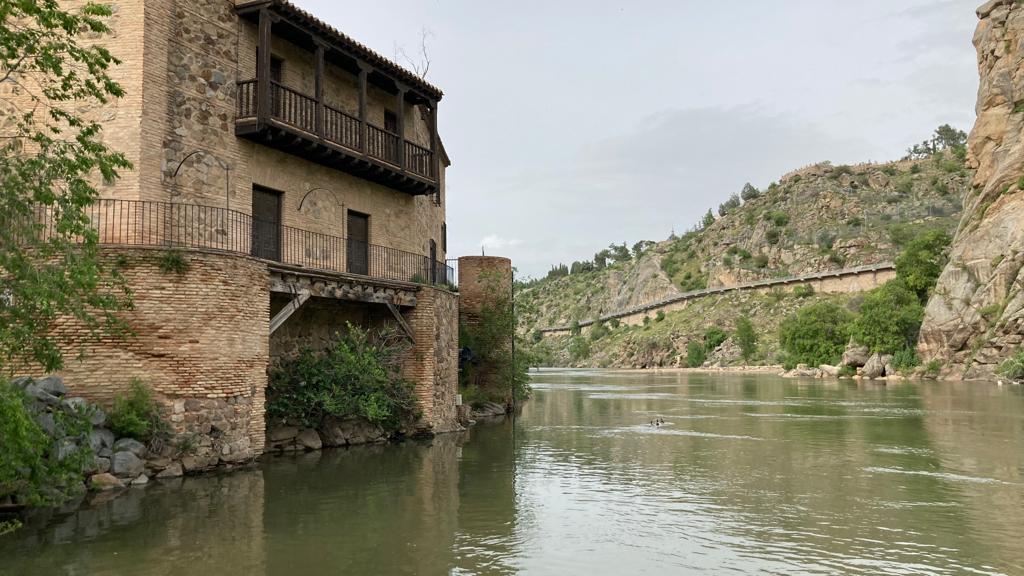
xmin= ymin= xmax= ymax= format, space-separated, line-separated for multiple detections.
xmin=135 ymin=0 xmax=447 ymax=262
xmin=51 ymin=247 xmax=270 ymax=465
xmin=402 ymin=287 xmax=461 ymax=433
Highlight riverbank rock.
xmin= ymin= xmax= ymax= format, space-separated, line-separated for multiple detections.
xmin=297 ymin=429 xmax=323 ymax=451
xmin=156 ymin=462 xmax=184 ymax=479
xmin=781 ymin=364 xmax=826 ymax=378
xmin=319 ymin=417 xmax=387 ymax=447
xmin=113 ymin=438 xmax=147 ymax=459
xmin=472 ymin=402 xmax=507 ymax=419
xmin=862 ymin=353 xmax=893 ymax=379
xmin=89 ymin=473 xmax=123 ymax=491
xmin=819 ymin=364 xmax=840 ymax=377
xmin=111 ymin=452 xmax=145 ymax=478
xmin=842 ymin=344 xmax=871 ymax=368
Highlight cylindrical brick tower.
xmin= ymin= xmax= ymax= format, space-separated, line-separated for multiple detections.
xmin=457 ymin=256 xmax=513 ymax=403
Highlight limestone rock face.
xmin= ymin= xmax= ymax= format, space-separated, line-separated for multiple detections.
xmin=919 ymin=0 xmax=1024 ymax=379
xmin=842 ymin=343 xmax=871 ymax=368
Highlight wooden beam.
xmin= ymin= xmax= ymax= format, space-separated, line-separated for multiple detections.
xmin=357 ymin=62 xmax=370 ymax=151
xmin=394 ymin=82 xmax=407 ymax=170
xmin=429 ymin=99 xmax=439 ymax=180
xmin=256 ymin=8 xmax=274 ymax=128
xmin=269 ymin=290 xmax=311 ymax=334
xmin=386 ymin=302 xmax=416 ymax=344
xmin=314 ymin=38 xmax=326 ymax=138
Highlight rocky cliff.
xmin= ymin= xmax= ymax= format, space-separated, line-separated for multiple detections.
xmin=919 ymin=0 xmax=1024 ymax=379
xmin=518 ymin=154 xmax=969 ymax=336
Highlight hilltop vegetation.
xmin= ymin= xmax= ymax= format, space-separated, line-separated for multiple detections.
xmin=516 ymin=127 xmax=972 ymax=369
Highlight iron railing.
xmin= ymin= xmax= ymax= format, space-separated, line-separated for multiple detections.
xmin=236 ymin=79 xmax=435 ymax=180
xmin=29 ymin=199 xmax=455 ymax=286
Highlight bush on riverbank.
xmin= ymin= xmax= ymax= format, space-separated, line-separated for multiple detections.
xmin=268 ymin=324 xmax=419 ymax=432
xmin=779 ymin=302 xmax=853 ymax=367
xmin=850 ymin=279 xmax=925 ymax=354
xmin=998 ymin=351 xmax=1024 ymax=382
xmin=108 ymin=379 xmax=167 ymax=444
xmin=0 ymin=380 xmax=93 ymax=507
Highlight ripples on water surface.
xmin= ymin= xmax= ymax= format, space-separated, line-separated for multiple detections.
xmin=3 ymin=370 xmax=1024 ymax=575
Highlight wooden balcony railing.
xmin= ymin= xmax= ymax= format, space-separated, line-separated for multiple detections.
xmin=236 ymin=78 xmax=436 ymax=181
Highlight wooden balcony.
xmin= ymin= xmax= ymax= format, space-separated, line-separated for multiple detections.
xmin=235 ymin=79 xmax=437 ymax=196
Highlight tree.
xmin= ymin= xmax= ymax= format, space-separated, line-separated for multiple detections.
xmin=701 ymin=209 xmax=715 ymax=229
xmin=1 ymin=2 xmax=132 ymax=373
xmin=686 ymin=341 xmax=706 ymax=368
xmin=895 ymin=230 xmax=951 ymax=302
xmin=851 ymin=280 xmax=924 ymax=354
xmin=933 ymin=124 xmax=967 ymax=151
xmin=779 ymin=302 xmax=854 ymax=367
xmin=735 ymin=316 xmax=758 ymax=362
xmin=740 ymin=183 xmax=761 ymax=201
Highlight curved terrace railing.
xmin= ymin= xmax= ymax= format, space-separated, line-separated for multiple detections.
xmin=540 ymin=263 xmax=895 ymax=333
xmin=31 ymin=199 xmax=454 ymax=286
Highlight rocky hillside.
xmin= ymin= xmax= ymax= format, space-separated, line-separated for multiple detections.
xmin=920 ymin=0 xmax=1024 ymax=379
xmin=517 ymin=153 xmax=971 ymax=337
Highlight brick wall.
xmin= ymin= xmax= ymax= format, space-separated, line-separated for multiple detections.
xmin=268 ymin=296 xmax=392 ymax=367
xmin=53 ymin=247 xmax=270 ymax=461
xmin=402 ymin=287 xmax=460 ymax=433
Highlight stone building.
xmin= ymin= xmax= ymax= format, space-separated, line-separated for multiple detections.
xmin=31 ymin=0 xmax=465 ymax=467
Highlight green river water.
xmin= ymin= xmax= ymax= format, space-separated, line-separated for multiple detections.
xmin=2 ymin=369 xmax=1023 ymax=575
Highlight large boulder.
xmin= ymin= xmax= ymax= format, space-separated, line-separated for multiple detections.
xmin=89 ymin=428 xmax=115 ymax=453
xmin=841 ymin=344 xmax=871 ymax=368
xmin=89 ymin=473 xmax=124 ymax=491
xmin=35 ymin=375 xmax=67 ymax=397
xmin=111 ymin=451 xmax=145 ymax=478
xmin=297 ymin=429 xmax=323 ymax=451
xmin=113 ymin=438 xmax=147 ymax=458
xmin=862 ymin=353 xmax=892 ymax=379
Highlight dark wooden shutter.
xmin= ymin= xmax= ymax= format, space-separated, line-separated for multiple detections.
xmin=347 ymin=211 xmax=369 ymax=276
xmin=251 ymin=186 xmax=282 ymax=261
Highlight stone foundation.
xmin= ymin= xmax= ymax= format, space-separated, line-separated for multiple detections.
xmin=49 ymin=247 xmax=270 ymax=466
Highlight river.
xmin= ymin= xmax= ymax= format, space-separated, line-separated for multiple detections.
xmin=2 ymin=370 xmax=1023 ymax=575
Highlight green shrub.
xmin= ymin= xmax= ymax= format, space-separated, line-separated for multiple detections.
xmin=570 ymin=319 xmax=581 ymax=336
xmin=779 ymin=302 xmax=854 ymax=367
xmin=816 ymin=231 xmax=837 ymax=252
xmin=157 ymin=250 xmax=189 ymax=275
xmin=1 ymin=381 xmax=93 ymax=506
xmin=766 ymin=211 xmax=790 ymax=227
xmin=108 ymin=379 xmax=166 ymax=443
xmin=642 ymin=315 xmax=651 ymax=327
xmin=752 ymin=254 xmax=769 ymax=269
xmin=268 ymin=324 xmax=419 ymax=431
xmin=704 ymin=326 xmax=728 ymax=351
xmin=590 ymin=321 xmax=609 ymax=341
xmin=895 ymin=174 xmax=914 ymax=194
xmin=568 ymin=336 xmax=591 ymax=362
xmin=723 ymin=255 xmax=734 ymax=268
xmin=895 ymin=230 xmax=952 ymax=301
xmin=765 ymin=228 xmax=781 ymax=245
xmin=850 ymin=280 xmax=924 ymax=354
xmin=609 ymin=318 xmax=621 ymax=329
xmin=923 ymin=359 xmax=942 ymax=379
xmin=846 ymin=216 xmax=863 ymax=227
xmin=792 ymin=284 xmax=815 ymax=298
xmin=655 ymin=310 xmax=666 ymax=322
xmin=837 ymin=365 xmax=856 ymax=378
xmin=998 ymin=350 xmax=1024 ymax=381
xmin=735 ymin=316 xmax=757 ymax=362
xmin=891 ymin=347 xmax=921 ymax=373
xmin=686 ymin=341 xmax=707 ymax=368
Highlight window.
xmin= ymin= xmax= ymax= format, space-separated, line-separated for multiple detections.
xmin=270 ymin=56 xmax=284 ymax=83
xmin=384 ymin=110 xmax=398 ymax=133
xmin=442 ymin=224 xmax=447 ymax=252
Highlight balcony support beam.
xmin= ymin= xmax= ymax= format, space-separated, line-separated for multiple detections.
xmin=429 ymin=99 xmax=439 ymax=181
xmin=357 ymin=62 xmax=370 ymax=151
xmin=314 ymin=38 xmax=326 ymax=139
xmin=256 ymin=8 xmax=274 ymax=128
xmin=395 ymin=83 xmax=408 ymax=170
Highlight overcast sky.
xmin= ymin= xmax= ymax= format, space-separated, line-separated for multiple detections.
xmin=294 ymin=0 xmax=981 ymax=278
